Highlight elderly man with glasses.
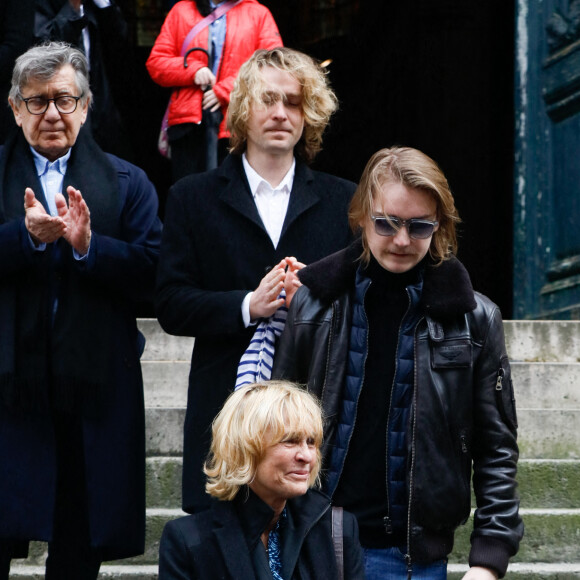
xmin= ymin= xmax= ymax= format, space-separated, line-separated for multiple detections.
xmin=273 ymin=146 xmax=524 ymax=580
xmin=0 ymin=41 xmax=162 ymax=579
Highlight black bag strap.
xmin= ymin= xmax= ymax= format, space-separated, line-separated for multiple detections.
xmin=332 ymin=506 xmax=344 ymax=580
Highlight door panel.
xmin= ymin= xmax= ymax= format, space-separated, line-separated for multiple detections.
xmin=515 ymin=0 xmax=580 ymax=318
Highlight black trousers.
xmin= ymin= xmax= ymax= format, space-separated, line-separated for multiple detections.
xmin=169 ymin=120 xmax=228 ymax=183
xmin=0 ymin=412 xmax=101 ymax=580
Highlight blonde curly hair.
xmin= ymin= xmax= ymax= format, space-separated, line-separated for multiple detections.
xmin=228 ymin=47 xmax=338 ymax=163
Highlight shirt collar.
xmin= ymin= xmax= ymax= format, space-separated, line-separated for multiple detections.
xmin=30 ymin=146 xmax=71 ymax=178
xmin=242 ymin=153 xmax=295 ymax=197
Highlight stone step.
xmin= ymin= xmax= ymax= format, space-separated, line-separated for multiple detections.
xmin=140 ymin=359 xmax=580 ymax=411
xmin=139 ymin=321 xmax=580 ymax=415
xmin=144 ymin=457 xmax=580 ymax=509
xmin=503 ymin=320 xmax=580 ymax=362
xmin=448 ymin=563 xmax=580 ymax=579
xmin=144 ymin=405 xmax=580 ymax=459
xmin=513 ymin=362 xmax=580 ymax=408
xmin=142 ymin=360 xmax=189 ymax=408
xmin=9 ymin=565 xmax=158 ymax=579
xmin=139 ymin=318 xmax=191 ymax=409
xmin=451 ymin=509 xmax=580 ymax=565
xmin=139 ymin=319 xmax=580 ymax=364
xmin=14 ymin=508 xmax=580 ymax=569
xmin=139 ymin=319 xmax=193 ymax=362
xmin=14 ymin=510 xmax=182 ymax=568
xmin=9 ymin=563 xmax=580 ymax=580
xmin=145 ymin=408 xmax=184 ymax=456
xmin=517 ymin=459 xmax=580 ymax=508
xmin=518 ymin=409 xmax=580 ymax=459
xmin=146 ymin=457 xmax=181 ymax=508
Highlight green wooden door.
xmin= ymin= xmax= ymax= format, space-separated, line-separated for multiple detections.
xmin=514 ymin=0 xmax=580 ymax=318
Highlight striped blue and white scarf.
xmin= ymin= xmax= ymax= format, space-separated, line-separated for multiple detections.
xmin=235 ymin=290 xmax=287 ymax=389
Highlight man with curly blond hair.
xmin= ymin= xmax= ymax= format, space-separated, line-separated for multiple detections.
xmin=156 ymin=47 xmax=355 ymax=514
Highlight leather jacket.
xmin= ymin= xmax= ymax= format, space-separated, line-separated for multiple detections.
xmin=272 ymin=241 xmax=524 ymax=578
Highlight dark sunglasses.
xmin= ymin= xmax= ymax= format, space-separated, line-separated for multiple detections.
xmin=371 ymin=215 xmax=438 ymax=239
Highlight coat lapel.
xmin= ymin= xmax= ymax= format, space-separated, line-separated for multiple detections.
xmin=280 ymin=162 xmax=320 ymax=239
xmin=212 ymin=501 xmax=258 ymax=579
xmin=217 ymin=155 xmax=267 ymax=233
xmin=280 ymin=490 xmax=331 ymax=578
xmin=217 ymin=156 xmax=322 ymax=242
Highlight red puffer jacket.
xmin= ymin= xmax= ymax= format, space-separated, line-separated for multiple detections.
xmin=146 ymin=0 xmax=281 ymax=138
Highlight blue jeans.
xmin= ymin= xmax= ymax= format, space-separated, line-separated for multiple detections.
xmin=364 ymin=547 xmax=448 ymax=579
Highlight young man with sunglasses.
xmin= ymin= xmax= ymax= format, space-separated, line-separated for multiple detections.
xmin=273 ymin=146 xmax=523 ymax=580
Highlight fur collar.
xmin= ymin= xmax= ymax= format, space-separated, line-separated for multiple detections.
xmin=298 ymin=239 xmax=477 ymax=318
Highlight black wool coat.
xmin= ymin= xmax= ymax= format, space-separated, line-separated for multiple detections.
xmin=159 ymin=488 xmax=365 ymax=580
xmin=156 ymin=154 xmax=355 ymax=513
xmin=0 ymin=131 xmax=162 ymax=560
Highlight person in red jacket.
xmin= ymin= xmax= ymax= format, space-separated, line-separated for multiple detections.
xmin=146 ymin=0 xmax=281 ymax=182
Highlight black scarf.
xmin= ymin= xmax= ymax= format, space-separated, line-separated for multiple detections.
xmin=0 ymin=128 xmax=121 ymax=417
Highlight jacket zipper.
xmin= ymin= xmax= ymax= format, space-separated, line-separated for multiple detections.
xmin=383 ymin=289 xmax=413 ymax=538
xmin=404 ymin=313 xmax=423 ymax=579
xmin=496 ymin=367 xmax=504 ymax=391
xmin=494 ymin=365 xmax=512 ymax=427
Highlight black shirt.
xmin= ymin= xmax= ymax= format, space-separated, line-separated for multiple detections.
xmin=333 ymin=256 xmax=422 ymax=548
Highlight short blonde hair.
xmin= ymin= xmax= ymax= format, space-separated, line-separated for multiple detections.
xmin=349 ymin=146 xmax=460 ymax=265
xmin=204 ymin=381 xmax=323 ymax=501
xmin=228 ymin=47 xmax=338 ymax=163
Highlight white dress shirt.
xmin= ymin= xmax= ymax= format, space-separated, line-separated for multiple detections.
xmin=242 ymin=153 xmax=294 ymax=248
xmin=240 ymin=154 xmax=295 ymax=326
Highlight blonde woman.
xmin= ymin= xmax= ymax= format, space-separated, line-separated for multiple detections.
xmin=158 ymin=381 xmax=364 ymax=579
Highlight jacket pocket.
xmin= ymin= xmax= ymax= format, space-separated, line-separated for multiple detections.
xmin=495 ymin=355 xmax=518 ymax=432
xmin=431 ymin=339 xmax=472 ymax=368
xmin=458 ymin=431 xmax=472 ymax=522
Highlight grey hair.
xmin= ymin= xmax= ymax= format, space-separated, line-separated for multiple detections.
xmin=9 ymin=41 xmax=92 ymax=105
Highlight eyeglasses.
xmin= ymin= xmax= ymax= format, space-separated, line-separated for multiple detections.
xmin=371 ymin=215 xmax=438 ymax=239
xmin=21 ymin=95 xmax=83 ymax=115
